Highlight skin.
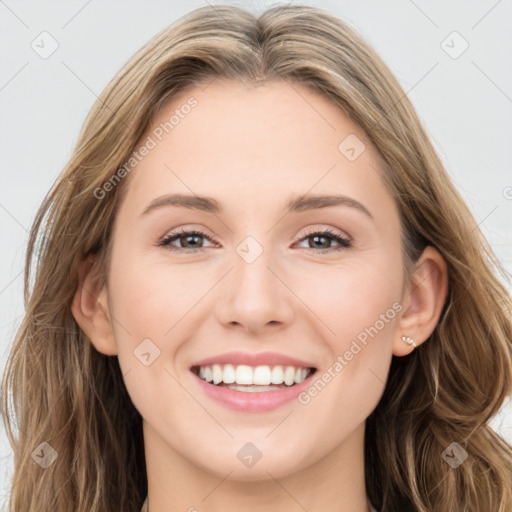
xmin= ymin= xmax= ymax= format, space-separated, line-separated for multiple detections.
xmin=72 ymin=79 xmax=448 ymax=512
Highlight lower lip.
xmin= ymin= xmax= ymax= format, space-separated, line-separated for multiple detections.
xmin=191 ymin=371 xmax=315 ymax=413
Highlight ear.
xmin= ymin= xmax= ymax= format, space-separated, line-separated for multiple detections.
xmin=393 ymin=246 xmax=448 ymax=356
xmin=71 ymin=254 xmax=118 ymax=356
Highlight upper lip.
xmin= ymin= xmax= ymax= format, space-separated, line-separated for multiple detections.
xmin=190 ymin=351 xmax=316 ymax=369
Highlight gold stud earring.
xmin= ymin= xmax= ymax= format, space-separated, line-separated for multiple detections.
xmin=401 ymin=335 xmax=417 ymax=348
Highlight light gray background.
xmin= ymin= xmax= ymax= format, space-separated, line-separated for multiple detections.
xmin=1 ymin=0 xmax=511 ymax=505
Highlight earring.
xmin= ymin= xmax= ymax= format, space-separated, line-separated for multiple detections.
xmin=401 ymin=335 xmax=417 ymax=348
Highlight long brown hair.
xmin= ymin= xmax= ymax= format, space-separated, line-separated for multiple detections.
xmin=2 ymin=4 xmax=511 ymax=511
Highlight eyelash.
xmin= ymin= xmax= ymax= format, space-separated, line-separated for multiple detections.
xmin=157 ymin=227 xmax=352 ymax=254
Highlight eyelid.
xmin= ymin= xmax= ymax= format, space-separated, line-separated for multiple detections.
xmin=158 ymin=224 xmax=352 ymax=253
xmin=158 ymin=227 xmax=216 ymax=249
xmin=299 ymin=225 xmax=352 ymax=243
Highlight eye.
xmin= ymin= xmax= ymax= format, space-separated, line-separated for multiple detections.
xmin=158 ymin=227 xmax=352 ymax=254
xmin=158 ymin=228 xmax=216 ymax=253
xmin=295 ymin=228 xmax=352 ymax=253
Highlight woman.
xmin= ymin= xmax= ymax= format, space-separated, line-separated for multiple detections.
xmin=2 ymin=4 xmax=511 ymax=511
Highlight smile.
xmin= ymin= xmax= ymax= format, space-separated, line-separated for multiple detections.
xmin=192 ymin=364 xmax=315 ymax=390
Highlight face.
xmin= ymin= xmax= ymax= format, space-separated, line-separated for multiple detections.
xmin=103 ymin=79 xmax=405 ymax=480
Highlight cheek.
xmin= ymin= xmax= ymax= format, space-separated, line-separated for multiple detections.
xmin=106 ymin=257 xmax=198 ymax=423
xmin=294 ymin=263 xmax=400 ymax=449
xmin=108 ymin=251 xmax=192 ymax=336
xmin=105 ymin=252 xmax=180 ymax=381
xmin=299 ymin=255 xmax=401 ymax=404
xmin=290 ymin=254 xmax=403 ymax=351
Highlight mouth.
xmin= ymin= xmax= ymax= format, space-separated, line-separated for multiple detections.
xmin=189 ymin=351 xmax=319 ymax=412
xmin=190 ymin=363 xmax=318 ymax=392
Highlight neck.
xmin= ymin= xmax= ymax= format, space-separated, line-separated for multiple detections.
xmin=143 ymin=420 xmax=371 ymax=512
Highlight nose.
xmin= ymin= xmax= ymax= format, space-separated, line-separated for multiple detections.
xmin=215 ymin=247 xmax=294 ymax=335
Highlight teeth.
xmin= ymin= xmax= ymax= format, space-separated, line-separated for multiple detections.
xmin=225 ymin=384 xmax=284 ymax=393
xmin=223 ymin=364 xmax=236 ymax=384
xmin=253 ymin=365 xmax=272 ymax=385
xmin=212 ymin=364 xmax=223 ymax=385
xmin=236 ymin=365 xmax=253 ymax=385
xmin=271 ymin=366 xmax=284 ymax=385
xmin=194 ymin=364 xmax=313 ymax=386
xmin=284 ymin=366 xmax=295 ymax=386
xmin=203 ymin=366 xmax=213 ymax=383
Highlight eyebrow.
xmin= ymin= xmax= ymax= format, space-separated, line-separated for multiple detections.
xmin=141 ymin=193 xmax=373 ymax=219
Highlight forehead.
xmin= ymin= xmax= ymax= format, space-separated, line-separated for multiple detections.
xmin=148 ymin=78 xmax=373 ymax=167
xmin=117 ymin=78 xmax=394 ymax=222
